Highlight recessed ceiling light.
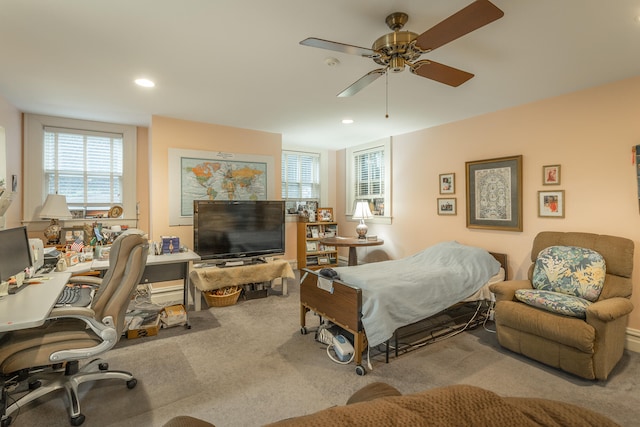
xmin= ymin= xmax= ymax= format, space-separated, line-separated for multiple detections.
xmin=342 ymin=119 xmax=354 ymax=124
xmin=135 ymin=78 xmax=155 ymax=88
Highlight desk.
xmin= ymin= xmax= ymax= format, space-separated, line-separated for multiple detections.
xmin=319 ymin=237 xmax=384 ymax=266
xmin=91 ymin=250 xmax=201 ymax=309
xmin=0 ymin=272 xmax=72 ymax=332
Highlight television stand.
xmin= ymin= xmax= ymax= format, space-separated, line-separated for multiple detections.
xmin=222 ymin=258 xmax=266 ymax=268
xmin=190 ymin=259 xmax=295 ymax=311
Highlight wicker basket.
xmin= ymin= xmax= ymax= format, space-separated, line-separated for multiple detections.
xmin=203 ymin=286 xmax=241 ymax=307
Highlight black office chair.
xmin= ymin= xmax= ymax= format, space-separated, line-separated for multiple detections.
xmin=0 ymin=232 xmax=148 ymax=426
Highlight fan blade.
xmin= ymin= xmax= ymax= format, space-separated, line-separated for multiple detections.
xmin=300 ymin=38 xmax=377 ymax=58
xmin=415 ymin=0 xmax=504 ymax=52
xmin=337 ymin=68 xmax=386 ymax=97
xmin=410 ymin=60 xmax=474 ymax=87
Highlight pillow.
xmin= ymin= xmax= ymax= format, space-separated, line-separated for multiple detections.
xmin=532 ymin=246 xmax=606 ymax=302
xmin=515 ymin=289 xmax=592 ymax=318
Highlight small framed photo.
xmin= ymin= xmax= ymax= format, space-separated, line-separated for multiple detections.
xmin=439 ymin=173 xmax=455 ymax=194
xmin=318 ymin=207 xmax=333 ymax=222
xmin=538 ymin=190 xmax=565 ymax=218
xmin=306 ymin=241 xmax=318 ymax=252
xmin=62 ymin=227 xmax=85 ymax=244
xmin=543 ymin=165 xmax=561 ymax=185
xmin=437 ymin=198 xmax=457 ymax=215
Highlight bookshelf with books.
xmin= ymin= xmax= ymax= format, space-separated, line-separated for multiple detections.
xmin=297 ymin=221 xmax=338 ymax=270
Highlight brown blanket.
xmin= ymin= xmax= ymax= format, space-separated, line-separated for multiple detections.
xmin=265 ymin=384 xmax=619 ymax=427
xmin=190 ymin=260 xmax=294 ymax=291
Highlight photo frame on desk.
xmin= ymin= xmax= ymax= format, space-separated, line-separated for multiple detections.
xmin=465 ymin=155 xmax=523 ymax=231
xmin=61 ymin=227 xmax=85 ymax=244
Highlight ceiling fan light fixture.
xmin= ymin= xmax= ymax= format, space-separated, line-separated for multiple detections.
xmin=389 ymin=57 xmax=405 ymax=72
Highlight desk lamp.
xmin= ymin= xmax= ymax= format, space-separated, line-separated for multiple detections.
xmin=40 ymin=194 xmax=72 ymax=245
xmin=352 ymin=200 xmax=373 ymax=240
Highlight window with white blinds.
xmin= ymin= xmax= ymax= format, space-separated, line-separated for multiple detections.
xmin=281 ymin=151 xmax=320 ymax=211
xmin=44 ymin=127 xmax=124 ymax=210
xmin=23 ymin=114 xmax=137 ymax=224
xmin=346 ymin=138 xmax=391 ymax=219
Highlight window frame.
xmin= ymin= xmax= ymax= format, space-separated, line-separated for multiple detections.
xmin=23 ymin=114 xmax=137 ymax=224
xmin=346 ymin=137 xmax=392 ymax=224
xmin=281 ymin=147 xmax=330 ymax=217
xmin=281 ymin=149 xmax=321 ymax=209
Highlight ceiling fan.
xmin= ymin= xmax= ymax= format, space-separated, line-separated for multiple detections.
xmin=300 ymin=0 xmax=504 ymax=97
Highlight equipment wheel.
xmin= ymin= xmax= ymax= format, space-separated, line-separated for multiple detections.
xmin=70 ymin=414 xmax=85 ymax=426
xmin=126 ymin=378 xmax=138 ymax=389
xmin=300 ymin=327 xmax=308 ymax=335
xmin=355 ymin=365 xmax=366 ymax=376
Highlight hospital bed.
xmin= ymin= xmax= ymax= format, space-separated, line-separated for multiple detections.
xmin=299 ymin=241 xmax=507 ymax=375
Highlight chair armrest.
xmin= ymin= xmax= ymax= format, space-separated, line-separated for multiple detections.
xmin=68 ymin=275 xmax=102 ymax=287
xmin=49 ymin=306 xmax=96 ymax=319
xmin=489 ymin=280 xmax=532 ymax=302
xmin=586 ymin=298 xmax=634 ymax=322
xmin=45 ymin=309 xmax=118 ymax=363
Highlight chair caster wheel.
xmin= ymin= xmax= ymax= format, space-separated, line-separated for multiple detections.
xmin=98 ymin=362 xmax=109 ymax=371
xmin=70 ymin=414 xmax=85 ymax=426
xmin=1 ymin=416 xmax=13 ymax=427
xmin=355 ymin=365 xmax=366 ymax=376
xmin=126 ymin=378 xmax=138 ymax=389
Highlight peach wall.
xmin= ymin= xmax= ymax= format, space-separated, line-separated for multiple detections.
xmin=147 ymin=115 xmax=295 ymax=260
xmin=336 ymin=75 xmax=640 ymax=330
xmin=0 ymin=96 xmax=23 ymax=228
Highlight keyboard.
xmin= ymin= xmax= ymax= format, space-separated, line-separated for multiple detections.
xmin=55 ymin=286 xmax=94 ymax=307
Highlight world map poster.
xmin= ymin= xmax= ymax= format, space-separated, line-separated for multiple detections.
xmin=180 ymin=157 xmax=267 ymax=216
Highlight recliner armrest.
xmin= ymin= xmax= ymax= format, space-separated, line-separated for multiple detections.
xmin=489 ymin=280 xmax=532 ymax=302
xmin=586 ymin=297 xmax=634 ymax=322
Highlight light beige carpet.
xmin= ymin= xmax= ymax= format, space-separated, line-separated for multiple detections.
xmin=7 ymin=276 xmax=640 ymax=426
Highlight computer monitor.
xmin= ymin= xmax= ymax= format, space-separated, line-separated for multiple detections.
xmin=0 ymin=226 xmax=33 ymax=284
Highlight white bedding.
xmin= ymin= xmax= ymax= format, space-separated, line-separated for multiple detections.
xmin=333 ymin=241 xmax=501 ymax=347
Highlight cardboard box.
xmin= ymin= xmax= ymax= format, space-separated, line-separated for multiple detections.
xmin=160 ymin=304 xmax=188 ymax=328
xmin=126 ymin=314 xmax=161 ymax=339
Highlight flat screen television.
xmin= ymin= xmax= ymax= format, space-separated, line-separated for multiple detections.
xmin=193 ymin=200 xmax=285 ymax=261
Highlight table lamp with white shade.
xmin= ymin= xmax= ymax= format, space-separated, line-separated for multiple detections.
xmin=40 ymin=194 xmax=72 ymax=245
xmin=352 ymin=200 xmax=373 ymax=240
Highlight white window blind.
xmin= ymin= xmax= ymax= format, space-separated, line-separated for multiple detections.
xmin=346 ymin=138 xmax=391 ymax=220
xmin=44 ymin=126 xmax=124 ymax=209
xmin=354 ymin=147 xmax=384 ymax=199
xmin=281 ymin=150 xmax=320 ymax=202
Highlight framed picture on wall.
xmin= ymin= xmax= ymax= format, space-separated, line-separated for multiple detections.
xmin=465 ymin=155 xmax=523 ymax=231
xmin=437 ymin=198 xmax=457 ymax=215
xmin=538 ymin=190 xmax=565 ymax=218
xmin=439 ymin=173 xmax=455 ymax=194
xmin=543 ymin=164 xmax=561 ymax=185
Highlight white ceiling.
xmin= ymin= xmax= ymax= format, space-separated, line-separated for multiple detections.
xmin=1 ymin=1 xmax=639 ymax=150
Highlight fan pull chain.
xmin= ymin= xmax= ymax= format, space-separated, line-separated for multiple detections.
xmin=385 ymin=69 xmax=389 ymax=119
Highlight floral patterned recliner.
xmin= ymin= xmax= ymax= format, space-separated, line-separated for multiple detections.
xmin=489 ymin=231 xmax=634 ymax=380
